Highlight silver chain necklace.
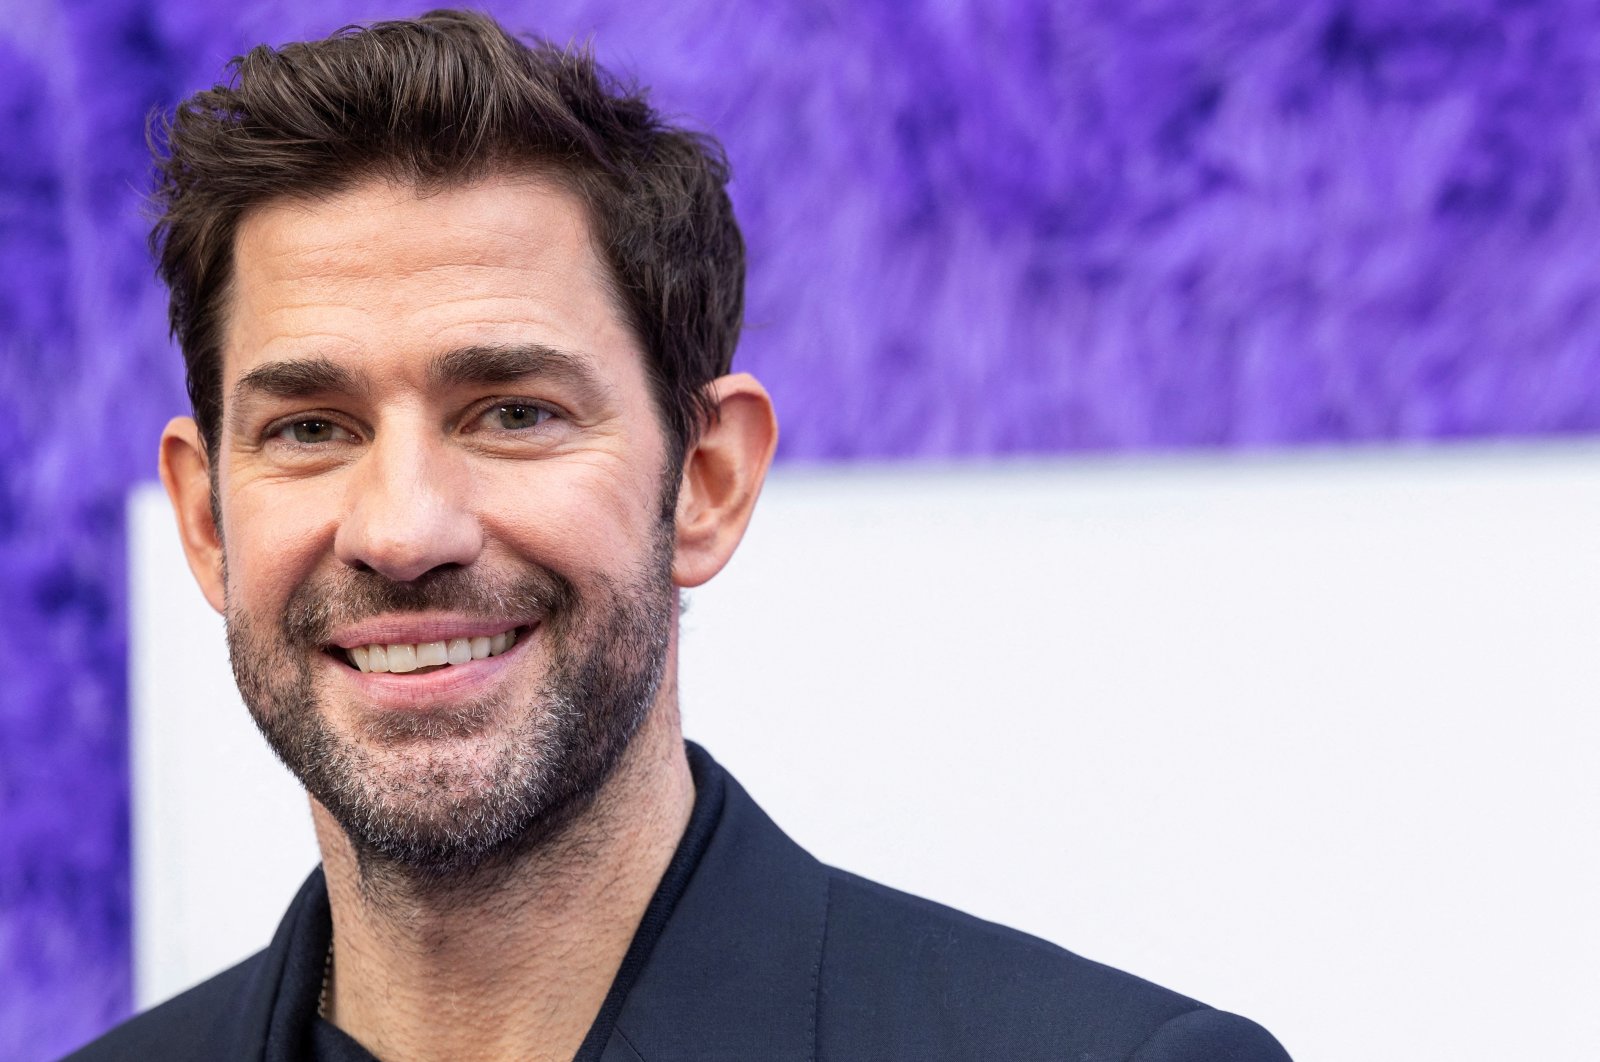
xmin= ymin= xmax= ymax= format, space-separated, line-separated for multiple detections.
xmin=317 ymin=941 xmax=333 ymax=1019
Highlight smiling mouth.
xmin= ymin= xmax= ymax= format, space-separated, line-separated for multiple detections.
xmin=329 ymin=627 xmax=527 ymax=674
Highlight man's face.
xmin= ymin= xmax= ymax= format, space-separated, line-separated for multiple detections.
xmin=212 ymin=175 xmax=679 ymax=875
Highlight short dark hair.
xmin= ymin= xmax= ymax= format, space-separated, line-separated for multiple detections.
xmin=149 ymin=8 xmax=744 ymax=461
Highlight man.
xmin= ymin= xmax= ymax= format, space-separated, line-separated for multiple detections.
xmin=71 ymin=10 xmax=1291 ymax=1061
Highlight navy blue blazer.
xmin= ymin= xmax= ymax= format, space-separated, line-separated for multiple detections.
xmin=66 ymin=745 xmax=1292 ymax=1061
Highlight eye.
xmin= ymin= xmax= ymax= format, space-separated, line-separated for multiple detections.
xmin=480 ymin=403 xmax=557 ymax=431
xmin=273 ymin=419 xmax=355 ymax=445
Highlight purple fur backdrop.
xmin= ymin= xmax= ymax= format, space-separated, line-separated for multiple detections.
xmin=3 ymin=0 xmax=1598 ymax=1055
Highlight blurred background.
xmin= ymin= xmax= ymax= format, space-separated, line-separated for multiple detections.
xmin=4 ymin=1 xmax=1599 ymax=1059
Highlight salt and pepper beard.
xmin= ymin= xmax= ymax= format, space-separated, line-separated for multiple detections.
xmin=224 ymin=517 xmax=677 ymax=890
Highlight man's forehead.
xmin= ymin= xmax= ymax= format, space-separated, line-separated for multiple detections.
xmin=230 ymin=174 xmax=597 ymax=287
xmin=219 ymin=174 xmax=634 ymax=391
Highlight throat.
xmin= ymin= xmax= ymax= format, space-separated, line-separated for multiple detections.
xmin=319 ymin=837 xmax=653 ymax=1062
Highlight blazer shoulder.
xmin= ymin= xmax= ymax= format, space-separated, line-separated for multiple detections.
xmin=817 ymin=867 xmax=1287 ymax=1061
xmin=1131 ymin=1007 xmax=1292 ymax=1062
xmin=60 ymin=951 xmax=269 ymax=1062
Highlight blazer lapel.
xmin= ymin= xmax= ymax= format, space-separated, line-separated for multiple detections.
xmin=604 ymin=768 xmax=830 ymax=1062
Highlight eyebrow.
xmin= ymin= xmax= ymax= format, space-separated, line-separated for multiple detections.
xmin=427 ymin=343 xmax=607 ymax=401
xmin=231 ymin=343 xmax=609 ymax=410
xmin=232 ymin=356 xmax=361 ymax=406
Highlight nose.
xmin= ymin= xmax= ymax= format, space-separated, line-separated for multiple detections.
xmin=334 ymin=429 xmax=483 ymax=582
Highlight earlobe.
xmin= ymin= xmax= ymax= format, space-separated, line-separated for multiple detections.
xmin=158 ymin=417 xmax=227 ymax=614
xmin=672 ymin=374 xmax=778 ymax=588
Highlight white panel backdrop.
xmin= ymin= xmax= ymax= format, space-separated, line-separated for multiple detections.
xmin=130 ymin=444 xmax=1600 ymax=1061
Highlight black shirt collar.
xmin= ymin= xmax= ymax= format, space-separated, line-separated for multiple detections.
xmin=268 ymin=742 xmax=747 ymax=1061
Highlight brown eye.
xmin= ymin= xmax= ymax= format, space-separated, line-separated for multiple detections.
xmin=488 ymin=404 xmax=554 ymax=430
xmin=276 ymin=419 xmax=352 ymax=444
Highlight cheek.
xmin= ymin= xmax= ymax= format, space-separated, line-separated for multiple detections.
xmin=476 ymin=459 xmax=664 ymax=568
xmin=221 ymin=486 xmax=337 ymax=607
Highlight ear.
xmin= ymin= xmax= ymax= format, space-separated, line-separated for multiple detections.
xmin=672 ymin=373 xmax=778 ymax=588
xmin=159 ymin=416 xmax=226 ymax=614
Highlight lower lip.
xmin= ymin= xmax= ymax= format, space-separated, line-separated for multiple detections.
xmin=321 ymin=628 xmax=535 ymax=710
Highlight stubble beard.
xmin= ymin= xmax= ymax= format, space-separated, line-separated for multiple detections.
xmin=224 ymin=521 xmax=676 ymax=891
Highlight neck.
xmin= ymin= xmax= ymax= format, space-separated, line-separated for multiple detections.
xmin=310 ymin=693 xmax=695 ymax=1062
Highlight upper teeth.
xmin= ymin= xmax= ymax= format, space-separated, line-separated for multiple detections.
xmin=348 ymin=630 xmax=518 ymax=674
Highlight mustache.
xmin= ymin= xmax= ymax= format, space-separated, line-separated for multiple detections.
xmin=277 ymin=564 xmax=577 ymax=647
